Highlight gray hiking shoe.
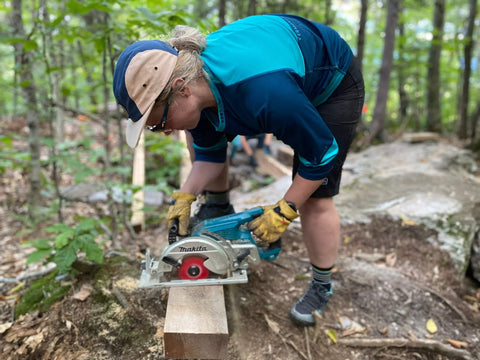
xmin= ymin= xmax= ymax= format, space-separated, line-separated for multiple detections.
xmin=191 ymin=202 xmax=235 ymax=226
xmin=290 ymin=281 xmax=332 ymax=326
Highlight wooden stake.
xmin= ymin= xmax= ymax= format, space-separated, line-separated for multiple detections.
xmin=131 ymin=132 xmax=145 ymax=232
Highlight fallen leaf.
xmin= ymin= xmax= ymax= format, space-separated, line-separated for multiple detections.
xmin=343 ymin=236 xmax=351 ymax=243
xmin=25 ymin=332 xmax=44 ymax=349
xmin=0 ymin=322 xmax=13 ymax=334
xmin=72 ymin=284 xmax=93 ymax=301
xmin=378 ymin=326 xmax=388 ymax=335
xmin=325 ymin=329 xmax=337 ymax=344
xmin=445 ymin=338 xmax=468 ymax=349
xmin=426 ymin=318 xmax=438 ymax=334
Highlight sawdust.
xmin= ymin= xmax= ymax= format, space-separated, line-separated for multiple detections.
xmin=113 ymin=276 xmax=139 ymax=293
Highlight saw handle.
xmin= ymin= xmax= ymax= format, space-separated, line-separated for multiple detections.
xmin=168 ymin=218 xmax=179 ymax=244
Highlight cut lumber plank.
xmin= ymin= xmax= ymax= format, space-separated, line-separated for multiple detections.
xmin=402 ymin=132 xmax=440 ymax=143
xmin=131 ymin=132 xmax=145 ymax=232
xmin=164 ymin=286 xmax=228 ymax=359
xmin=276 ymin=145 xmax=294 ymax=167
xmin=254 ymin=149 xmax=291 ymax=179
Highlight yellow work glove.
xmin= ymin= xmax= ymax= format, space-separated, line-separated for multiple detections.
xmin=247 ymin=199 xmax=299 ymax=245
xmin=167 ymin=192 xmax=197 ymax=236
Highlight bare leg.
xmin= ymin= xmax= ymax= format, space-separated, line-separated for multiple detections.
xmin=299 ymin=197 xmax=339 ymax=268
xmin=204 ymin=161 xmax=229 ymax=192
xmin=290 ymin=197 xmax=339 ymax=326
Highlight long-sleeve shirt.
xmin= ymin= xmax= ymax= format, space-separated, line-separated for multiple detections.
xmin=190 ymin=14 xmax=353 ymax=180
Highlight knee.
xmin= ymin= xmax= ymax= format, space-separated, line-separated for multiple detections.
xmin=300 ymin=197 xmax=335 ymax=215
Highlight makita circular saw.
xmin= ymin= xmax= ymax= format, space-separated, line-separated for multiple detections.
xmin=139 ymin=207 xmax=281 ymax=288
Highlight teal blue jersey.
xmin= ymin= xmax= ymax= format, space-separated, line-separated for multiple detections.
xmin=191 ymin=14 xmax=353 ymax=180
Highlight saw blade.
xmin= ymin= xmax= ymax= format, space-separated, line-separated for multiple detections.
xmin=178 ymin=256 xmax=210 ymax=280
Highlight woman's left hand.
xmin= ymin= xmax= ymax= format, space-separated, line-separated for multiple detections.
xmin=247 ymin=199 xmax=298 ymax=245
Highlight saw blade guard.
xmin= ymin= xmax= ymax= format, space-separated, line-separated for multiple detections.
xmin=161 ymin=236 xmax=231 ymax=275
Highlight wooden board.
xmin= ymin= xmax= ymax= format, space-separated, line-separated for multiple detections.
xmin=131 ymin=132 xmax=145 ymax=232
xmin=254 ymin=148 xmax=291 ymax=179
xmin=164 ymin=286 xmax=229 ymax=359
xmin=402 ymin=132 xmax=440 ymax=143
xmin=276 ymin=145 xmax=294 ymax=167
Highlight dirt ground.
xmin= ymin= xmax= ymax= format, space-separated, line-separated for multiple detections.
xmin=1 ymin=119 xmax=479 ymax=360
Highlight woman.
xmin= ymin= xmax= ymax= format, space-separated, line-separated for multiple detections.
xmin=113 ymin=14 xmax=365 ymax=326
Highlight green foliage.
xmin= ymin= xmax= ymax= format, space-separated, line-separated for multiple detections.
xmin=145 ymin=134 xmax=184 ymax=190
xmin=0 ymin=134 xmax=30 ymax=174
xmin=25 ymin=218 xmax=104 ymax=274
xmin=14 ymin=270 xmax=72 ymax=318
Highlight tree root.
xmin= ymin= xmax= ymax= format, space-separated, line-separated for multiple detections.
xmin=338 ymin=337 xmax=473 ymax=360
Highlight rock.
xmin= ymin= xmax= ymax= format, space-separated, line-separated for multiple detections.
xmin=337 ymin=142 xmax=480 ymax=277
xmin=61 ymin=184 xmax=164 ymax=207
xmin=231 ymin=141 xmax=480 ymax=280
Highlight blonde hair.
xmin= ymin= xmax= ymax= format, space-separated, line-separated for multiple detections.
xmin=156 ymin=26 xmax=208 ymax=103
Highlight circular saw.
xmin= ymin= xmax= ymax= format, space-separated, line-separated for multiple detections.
xmin=139 ymin=207 xmax=282 ymax=288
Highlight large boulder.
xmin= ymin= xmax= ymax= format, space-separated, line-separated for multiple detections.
xmin=232 ymin=141 xmax=480 ymax=280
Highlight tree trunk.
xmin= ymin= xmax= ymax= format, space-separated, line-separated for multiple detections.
xmin=218 ymin=0 xmax=226 ymax=27
xmin=324 ymin=0 xmax=334 ymax=25
xmin=425 ymin=0 xmax=446 ymax=133
xmin=10 ymin=0 xmax=42 ymax=220
xmin=41 ymin=0 xmax=65 ymax=142
xmin=457 ymin=0 xmax=477 ymax=139
xmin=471 ymin=101 xmax=480 ymax=146
xmin=361 ymin=0 xmax=400 ymax=146
xmin=247 ymin=0 xmax=256 ymax=16
xmin=195 ymin=0 xmax=210 ymax=20
xmin=397 ymin=2 xmax=409 ymax=129
xmin=356 ymin=0 xmax=368 ymax=72
xmin=232 ymin=0 xmax=241 ymax=20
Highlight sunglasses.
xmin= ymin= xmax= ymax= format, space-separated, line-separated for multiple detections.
xmin=146 ymin=98 xmax=170 ymax=132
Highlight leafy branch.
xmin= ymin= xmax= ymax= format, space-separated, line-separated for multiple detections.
xmin=26 ymin=218 xmax=104 ymax=274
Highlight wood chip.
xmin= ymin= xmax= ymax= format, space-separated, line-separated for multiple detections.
xmin=71 ymin=284 xmax=93 ymax=301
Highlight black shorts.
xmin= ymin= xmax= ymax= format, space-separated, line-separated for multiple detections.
xmin=292 ymin=58 xmax=365 ymax=198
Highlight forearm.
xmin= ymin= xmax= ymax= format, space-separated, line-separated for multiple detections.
xmin=283 ymin=174 xmax=324 ymax=209
xmin=180 ymin=161 xmax=228 ymax=195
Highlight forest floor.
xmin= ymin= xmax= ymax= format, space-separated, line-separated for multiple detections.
xmin=0 ymin=118 xmax=479 ymax=360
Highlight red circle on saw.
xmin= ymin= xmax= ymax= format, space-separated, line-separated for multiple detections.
xmin=178 ymin=256 xmax=210 ymax=280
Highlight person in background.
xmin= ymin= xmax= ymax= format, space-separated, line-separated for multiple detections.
xmin=113 ymin=14 xmax=364 ymax=326
xmin=229 ymin=133 xmax=273 ymax=167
